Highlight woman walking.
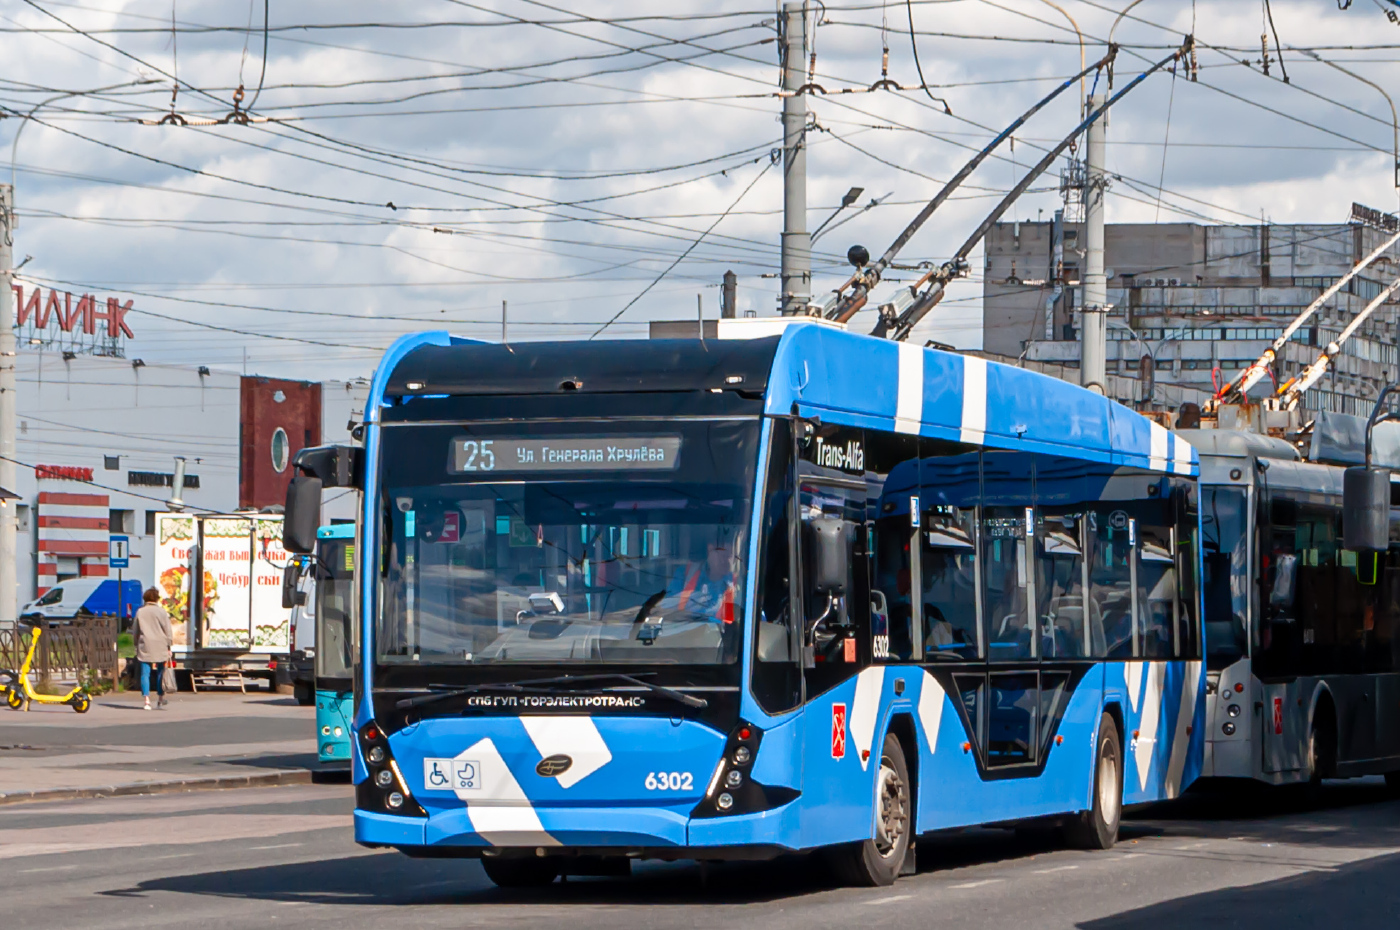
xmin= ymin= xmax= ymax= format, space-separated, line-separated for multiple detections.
xmin=134 ymin=587 xmax=174 ymax=710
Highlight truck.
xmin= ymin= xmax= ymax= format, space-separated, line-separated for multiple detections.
xmin=152 ymin=512 xmax=295 ymax=691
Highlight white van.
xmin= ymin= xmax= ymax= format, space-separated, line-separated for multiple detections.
xmin=21 ymin=578 xmax=144 ymax=627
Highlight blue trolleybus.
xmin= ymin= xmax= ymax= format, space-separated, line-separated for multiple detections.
xmin=313 ymin=524 xmax=357 ymax=765
xmin=287 ymin=320 xmax=1206 ymax=888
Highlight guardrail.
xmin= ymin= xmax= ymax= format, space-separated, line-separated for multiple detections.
xmin=0 ymin=616 xmax=119 ymax=685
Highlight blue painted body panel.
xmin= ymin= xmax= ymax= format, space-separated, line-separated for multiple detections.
xmin=353 ymin=323 xmax=1205 ymax=857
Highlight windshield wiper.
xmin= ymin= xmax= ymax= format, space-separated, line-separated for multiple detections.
xmin=395 ymin=672 xmax=707 ymax=711
xmin=396 ymin=681 xmax=524 ymax=710
xmin=556 ymin=672 xmax=709 ymax=709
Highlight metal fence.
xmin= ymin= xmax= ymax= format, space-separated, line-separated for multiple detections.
xmin=0 ymin=617 xmax=119 ymax=684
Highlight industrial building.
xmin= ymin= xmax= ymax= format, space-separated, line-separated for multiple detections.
xmin=981 ymin=208 xmax=1400 ymax=416
xmin=11 ymin=349 xmax=367 ymax=606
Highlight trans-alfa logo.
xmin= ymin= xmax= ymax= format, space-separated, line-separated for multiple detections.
xmin=813 ymin=436 xmax=864 ymax=473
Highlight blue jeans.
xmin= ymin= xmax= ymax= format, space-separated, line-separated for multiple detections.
xmin=139 ymin=661 xmax=166 ymax=699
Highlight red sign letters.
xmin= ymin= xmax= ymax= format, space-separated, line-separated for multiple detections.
xmin=11 ymin=285 xmax=136 ymax=339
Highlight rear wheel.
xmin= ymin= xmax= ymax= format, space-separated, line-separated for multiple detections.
xmin=1063 ymin=713 xmax=1122 ymax=850
xmin=480 ymin=857 xmax=560 ymax=889
xmin=293 ymin=681 xmax=314 ymax=707
xmin=829 ymin=732 xmax=911 ymax=887
xmin=70 ymin=694 xmax=91 ymax=714
xmin=5 ymin=687 xmax=23 ymax=710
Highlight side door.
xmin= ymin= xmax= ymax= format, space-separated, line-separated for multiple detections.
xmin=794 ymin=424 xmax=876 ymax=849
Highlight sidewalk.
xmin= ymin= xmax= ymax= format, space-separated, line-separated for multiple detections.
xmin=0 ymin=690 xmax=323 ymax=804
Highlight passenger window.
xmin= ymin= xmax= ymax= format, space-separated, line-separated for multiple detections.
xmin=866 ymin=431 xmax=921 ymax=662
xmin=1036 ymin=511 xmax=1086 ymax=658
xmin=918 ymin=442 xmax=982 ymax=661
xmin=1087 ymin=506 xmax=1135 ymax=658
xmin=982 ymin=452 xmax=1034 ymax=661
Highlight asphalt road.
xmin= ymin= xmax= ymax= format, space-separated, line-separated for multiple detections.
xmin=3 ymin=780 xmax=1398 ymax=929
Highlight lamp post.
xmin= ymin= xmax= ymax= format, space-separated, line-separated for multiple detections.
xmin=1 ymin=79 xmax=155 ymax=624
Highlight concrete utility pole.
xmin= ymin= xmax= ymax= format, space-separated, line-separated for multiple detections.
xmin=721 ymin=270 xmax=737 ymax=318
xmin=1080 ymin=93 xmax=1108 ymax=394
xmin=779 ymin=1 xmax=810 ymax=315
xmin=0 ymin=184 xmax=16 ymax=625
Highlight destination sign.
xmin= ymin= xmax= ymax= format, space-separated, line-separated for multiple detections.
xmin=449 ymin=436 xmax=682 ymax=473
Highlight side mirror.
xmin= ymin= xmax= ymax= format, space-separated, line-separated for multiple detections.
xmin=810 ymin=516 xmax=850 ymax=596
xmin=284 ymin=475 xmax=323 ymax=554
xmin=1344 ymin=466 xmax=1391 ymax=551
xmin=281 ymin=562 xmax=306 ymax=610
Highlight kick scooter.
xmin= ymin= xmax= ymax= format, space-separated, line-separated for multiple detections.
xmin=3 ymin=626 xmax=91 ymax=712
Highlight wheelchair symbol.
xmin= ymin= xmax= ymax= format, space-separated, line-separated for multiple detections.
xmin=427 ymin=761 xmax=449 ymax=788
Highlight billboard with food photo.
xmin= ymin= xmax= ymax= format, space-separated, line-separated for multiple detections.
xmin=155 ymin=515 xmax=195 ymax=651
xmin=152 ymin=512 xmax=293 ymax=655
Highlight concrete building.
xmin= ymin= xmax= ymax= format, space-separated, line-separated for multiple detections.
xmin=981 ymin=212 xmax=1400 ymax=415
xmin=12 ymin=348 xmax=368 ymax=608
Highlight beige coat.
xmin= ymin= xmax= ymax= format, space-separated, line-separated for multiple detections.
xmin=134 ymin=603 xmax=174 ymax=663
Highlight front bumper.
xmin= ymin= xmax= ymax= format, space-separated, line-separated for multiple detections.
xmin=354 ymin=797 xmax=800 ymax=855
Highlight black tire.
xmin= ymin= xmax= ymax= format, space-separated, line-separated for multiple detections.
xmin=828 ymin=732 xmax=912 ymax=887
xmin=480 ymin=856 xmax=560 ymax=889
xmin=1298 ymin=711 xmax=1335 ymax=808
xmin=1063 ymin=713 xmax=1122 ymax=850
xmin=293 ymin=681 xmax=314 ymax=707
xmin=5 ymin=687 xmax=23 ymax=710
xmin=71 ymin=694 xmax=91 ymax=714
xmin=1385 ymin=771 xmax=1400 ymax=797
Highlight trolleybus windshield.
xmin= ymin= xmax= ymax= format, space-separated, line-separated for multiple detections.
xmin=315 ymin=534 xmax=355 ymax=683
xmin=376 ymin=418 xmax=759 ymax=668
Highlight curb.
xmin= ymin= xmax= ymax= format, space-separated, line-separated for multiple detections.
xmin=0 ymin=769 xmax=313 ymax=806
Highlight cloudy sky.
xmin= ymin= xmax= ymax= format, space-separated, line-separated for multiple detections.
xmin=5 ymin=0 xmax=1400 ymax=380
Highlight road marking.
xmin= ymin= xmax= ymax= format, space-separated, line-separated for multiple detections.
xmin=866 ymin=894 xmax=912 ymax=906
xmin=949 ymin=879 xmax=1003 ymax=889
xmin=1033 ymin=865 xmax=1079 ymax=874
xmin=19 ymin=864 xmax=76 ymax=874
xmin=248 ymin=843 xmax=304 ymax=850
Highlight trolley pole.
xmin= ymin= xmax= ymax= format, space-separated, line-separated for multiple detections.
xmin=779 ymin=2 xmax=810 ymax=315
xmin=0 ymin=185 xmax=17 ymax=627
xmin=1080 ymin=94 xmax=1108 ymax=395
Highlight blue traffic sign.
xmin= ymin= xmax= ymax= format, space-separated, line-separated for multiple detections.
xmin=109 ymin=534 xmax=130 ymax=569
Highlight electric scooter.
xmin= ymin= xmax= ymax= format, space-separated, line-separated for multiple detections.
xmin=3 ymin=626 xmax=91 ymax=712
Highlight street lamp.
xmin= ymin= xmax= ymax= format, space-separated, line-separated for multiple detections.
xmin=9 ymin=79 xmax=159 ymax=194
xmin=1297 ymin=48 xmax=1399 ymax=188
xmin=811 ymin=187 xmax=865 ymax=242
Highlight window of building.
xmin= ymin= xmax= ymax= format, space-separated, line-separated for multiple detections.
xmin=104 ymin=455 xmax=120 ymax=471
xmin=145 ymin=510 xmax=158 ymax=536
xmin=109 ymin=509 xmax=133 ymax=534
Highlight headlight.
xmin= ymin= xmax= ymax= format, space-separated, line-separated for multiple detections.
xmin=1227 ymin=704 xmax=1241 ymax=718
xmin=321 ymin=725 xmax=331 ymax=735
xmin=1222 ymin=722 xmax=1237 ymax=736
xmin=367 ymin=746 xmax=385 ymax=763
xmin=725 ymin=770 xmax=744 ymax=789
xmin=333 ymin=726 xmax=343 ymax=737
xmin=716 ymin=793 xmax=734 ymax=811
xmin=386 ymin=792 xmax=404 ymax=810
xmin=733 ymin=746 xmax=751 ymax=765
xmin=375 ymin=769 xmax=394 ymax=788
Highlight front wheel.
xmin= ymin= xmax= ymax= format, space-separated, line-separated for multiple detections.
xmin=5 ymin=687 xmax=23 ymax=710
xmin=479 ymin=856 xmax=560 ymax=889
xmin=1063 ymin=712 xmax=1122 ymax=850
xmin=70 ymin=693 xmax=91 ymax=714
xmin=828 ymin=732 xmax=912 ymax=887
